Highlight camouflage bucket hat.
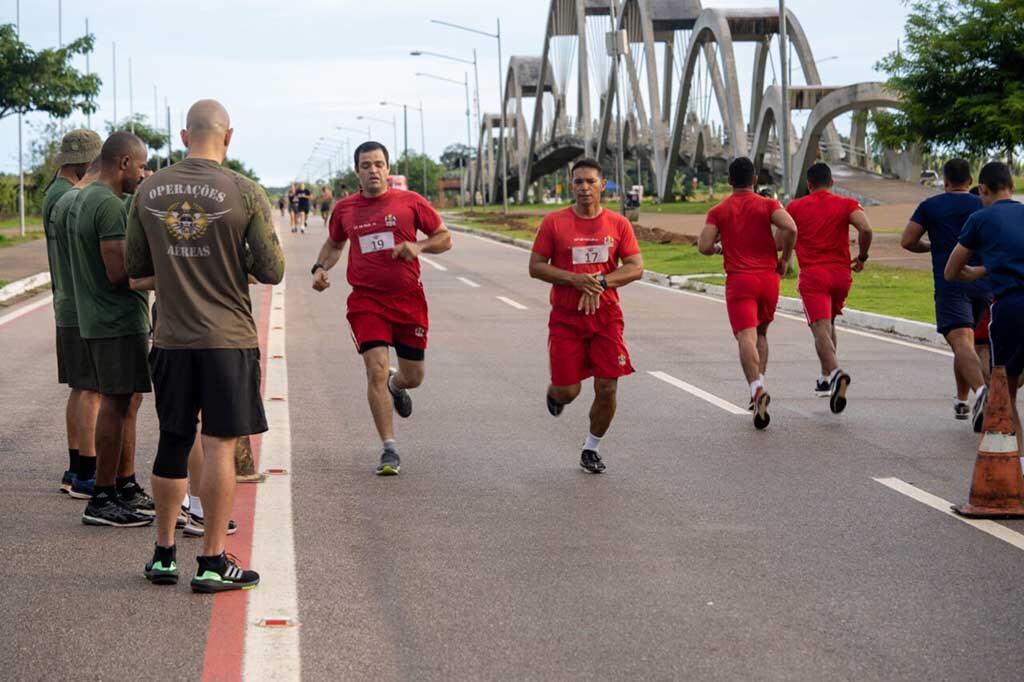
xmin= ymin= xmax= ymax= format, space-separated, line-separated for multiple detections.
xmin=55 ymin=129 xmax=103 ymax=166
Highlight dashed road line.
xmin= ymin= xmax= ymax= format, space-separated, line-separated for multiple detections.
xmin=457 ymin=276 xmax=481 ymax=288
xmin=648 ymin=370 xmax=748 ymax=415
xmin=419 ymin=255 xmax=448 ymax=271
xmin=497 ymin=296 xmax=528 ymax=310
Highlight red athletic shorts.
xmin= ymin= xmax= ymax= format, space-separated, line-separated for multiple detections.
xmin=548 ymin=305 xmax=634 ymax=386
xmin=346 ymin=286 xmax=429 ymax=355
xmin=725 ymin=270 xmax=780 ymax=334
xmin=798 ymin=265 xmax=852 ymax=324
xmin=975 ymin=305 xmax=991 ymax=343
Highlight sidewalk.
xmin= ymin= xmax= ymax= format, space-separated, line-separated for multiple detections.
xmin=0 ymin=238 xmax=49 ymax=289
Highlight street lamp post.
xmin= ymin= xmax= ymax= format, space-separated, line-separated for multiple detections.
xmin=382 ymin=100 xmax=427 ymax=197
xmin=430 ymin=18 xmax=507 ymax=213
xmin=779 ymin=0 xmax=790 ymax=200
xmin=416 ymin=72 xmax=473 ymax=206
xmin=16 ymin=0 xmax=25 ymax=236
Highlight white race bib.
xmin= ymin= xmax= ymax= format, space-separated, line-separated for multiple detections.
xmin=572 ymin=244 xmax=610 ymax=265
xmin=358 ymin=231 xmax=395 ymax=254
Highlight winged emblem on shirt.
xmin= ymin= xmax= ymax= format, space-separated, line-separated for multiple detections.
xmin=146 ymin=201 xmax=231 ymax=241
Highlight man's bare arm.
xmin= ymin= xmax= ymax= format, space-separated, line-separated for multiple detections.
xmin=900 ymin=221 xmax=930 ymax=253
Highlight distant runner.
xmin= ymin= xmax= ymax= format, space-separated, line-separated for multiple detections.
xmin=319 ymin=185 xmax=334 ymax=226
xmin=288 ymin=183 xmax=299 ymax=232
xmin=296 ymin=182 xmax=312 ymax=233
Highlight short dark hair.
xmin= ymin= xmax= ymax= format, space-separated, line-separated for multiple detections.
xmin=100 ymin=131 xmax=145 ymax=166
xmin=943 ymin=158 xmax=972 ymax=186
xmin=727 ymin=157 xmax=755 ymax=188
xmin=571 ymin=157 xmax=603 ymax=177
xmin=354 ymin=141 xmax=389 ymax=167
xmin=806 ymin=162 xmax=833 ymax=189
xmin=978 ymin=161 xmax=1013 ymax=193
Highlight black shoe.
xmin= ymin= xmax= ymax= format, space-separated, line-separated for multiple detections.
xmin=190 ymin=552 xmax=259 ymax=593
xmin=814 ymin=379 xmax=831 ymax=397
xmin=118 ymin=483 xmax=156 ymax=517
xmin=829 ymin=370 xmax=851 ymax=414
xmin=61 ymin=470 xmax=74 ymax=494
xmin=753 ymin=387 xmax=771 ymax=430
xmin=145 ymin=545 xmax=178 ymax=585
xmin=387 ymin=368 xmax=413 ymax=418
xmin=580 ymin=449 xmax=606 ymax=473
xmin=376 ymin=449 xmax=401 ymax=476
xmin=972 ymin=385 xmax=988 ymax=433
xmin=546 ymin=392 xmax=564 ymax=417
xmin=183 ymin=512 xmax=238 ymax=537
xmin=82 ymin=494 xmax=153 ymax=528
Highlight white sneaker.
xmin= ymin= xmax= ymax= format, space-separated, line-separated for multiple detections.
xmin=183 ymin=512 xmax=238 ymax=537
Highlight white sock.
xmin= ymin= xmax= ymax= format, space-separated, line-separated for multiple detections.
xmin=189 ymin=495 xmax=204 ymax=518
xmin=181 ymin=492 xmax=190 ymax=509
xmin=819 ymin=374 xmax=830 ymax=384
xmin=954 ymin=397 xmax=969 ymax=406
xmin=584 ymin=433 xmax=602 ymax=452
xmin=827 ymin=368 xmax=840 ymax=381
xmin=383 ymin=439 xmax=397 ymax=453
xmin=750 ymin=379 xmax=764 ymax=398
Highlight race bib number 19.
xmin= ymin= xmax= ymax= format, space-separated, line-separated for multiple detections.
xmin=571 ymin=245 xmax=610 ymax=265
xmin=359 ymin=231 xmax=395 ymax=254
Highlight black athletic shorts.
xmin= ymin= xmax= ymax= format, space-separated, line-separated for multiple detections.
xmin=56 ymin=325 xmax=98 ymax=391
xmin=149 ymin=347 xmax=267 ymax=438
xmin=84 ymin=334 xmax=152 ymax=395
xmin=297 ymin=199 xmax=311 ymax=214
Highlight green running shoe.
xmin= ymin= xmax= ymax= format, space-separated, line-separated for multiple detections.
xmin=145 ymin=545 xmax=178 ymax=585
xmin=191 ymin=553 xmax=260 ymax=593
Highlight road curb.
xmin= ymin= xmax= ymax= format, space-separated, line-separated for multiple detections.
xmin=445 ymin=219 xmax=946 ymax=349
xmin=0 ymin=271 xmax=50 ymax=303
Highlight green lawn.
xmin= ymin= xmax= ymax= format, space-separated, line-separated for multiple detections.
xmin=0 ymin=215 xmax=43 ymax=230
xmin=0 ymin=232 xmax=44 ymax=248
xmin=0 ymin=280 xmax=7 ymax=288
xmin=640 ymin=200 xmax=718 ymax=215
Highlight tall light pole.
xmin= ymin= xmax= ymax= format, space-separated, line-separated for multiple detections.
xmin=153 ymin=85 xmax=160 ymax=169
xmin=128 ymin=57 xmax=134 ymax=133
xmin=608 ymin=0 xmax=626 ymax=213
xmin=85 ymin=18 xmax=91 ymax=129
xmin=382 ymin=100 xmax=427 ymax=196
xmin=16 ymin=0 xmax=24 ymax=236
xmin=112 ymin=42 xmax=118 ymax=125
xmin=356 ymin=115 xmax=398 ymax=168
xmin=430 ymin=18 xmax=507 ymax=213
xmin=417 ymin=72 xmax=472 ymax=206
xmin=779 ymin=0 xmax=790 ymax=201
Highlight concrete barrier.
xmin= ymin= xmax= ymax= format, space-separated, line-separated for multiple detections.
xmin=0 ymin=271 xmax=51 ymax=303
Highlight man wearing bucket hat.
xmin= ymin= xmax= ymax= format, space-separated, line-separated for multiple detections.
xmin=42 ymin=129 xmax=103 ymax=498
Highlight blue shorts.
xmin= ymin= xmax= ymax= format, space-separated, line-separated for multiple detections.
xmin=990 ymin=290 xmax=1024 ymax=377
xmin=934 ymin=280 xmax=990 ymax=337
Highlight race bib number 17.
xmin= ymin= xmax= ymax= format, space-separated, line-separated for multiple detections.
xmin=571 ymin=245 xmax=610 ymax=265
xmin=359 ymin=231 xmax=395 ymax=254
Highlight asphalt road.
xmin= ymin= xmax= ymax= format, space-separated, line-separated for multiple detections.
xmin=2 ymin=212 xmax=1022 ymax=681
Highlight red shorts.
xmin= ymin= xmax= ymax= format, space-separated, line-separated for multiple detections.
xmin=725 ymin=271 xmax=780 ymax=334
xmin=346 ymin=287 xmax=429 ymax=355
xmin=798 ymin=265 xmax=852 ymax=324
xmin=975 ymin=306 xmax=991 ymax=343
xmin=548 ymin=305 xmax=634 ymax=386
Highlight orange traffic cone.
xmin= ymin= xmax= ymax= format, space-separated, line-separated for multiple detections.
xmin=952 ymin=366 xmax=1024 ymax=518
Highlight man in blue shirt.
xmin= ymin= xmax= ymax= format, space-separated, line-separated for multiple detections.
xmin=902 ymin=159 xmax=989 ymax=429
xmin=945 ymin=161 xmax=1024 ymax=454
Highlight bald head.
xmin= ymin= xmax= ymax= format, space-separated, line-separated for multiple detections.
xmin=182 ymin=99 xmax=233 ymax=161
xmin=100 ymin=131 xmax=146 ymax=167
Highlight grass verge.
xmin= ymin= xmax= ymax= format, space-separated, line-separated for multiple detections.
xmin=0 ymin=233 xmax=44 ymax=248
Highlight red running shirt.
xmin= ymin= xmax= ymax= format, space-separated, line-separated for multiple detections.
xmin=787 ymin=190 xmax=862 ymax=269
xmin=705 ymin=192 xmax=783 ymax=274
xmin=329 ymin=189 xmax=442 ymax=294
xmin=532 ymin=207 xmax=641 ymax=311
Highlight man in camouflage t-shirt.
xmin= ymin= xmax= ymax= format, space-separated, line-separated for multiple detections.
xmin=126 ymin=99 xmax=284 ymax=593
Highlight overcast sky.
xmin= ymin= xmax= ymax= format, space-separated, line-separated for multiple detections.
xmin=1 ymin=0 xmax=910 ymax=187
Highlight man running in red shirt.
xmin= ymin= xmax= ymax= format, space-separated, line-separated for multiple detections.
xmin=786 ymin=162 xmax=874 ymax=413
xmin=311 ymin=142 xmax=452 ymax=475
xmin=699 ymin=157 xmax=797 ymax=429
xmin=530 ymin=158 xmax=644 ymax=473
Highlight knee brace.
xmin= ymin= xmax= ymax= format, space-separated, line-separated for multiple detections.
xmin=152 ymin=429 xmax=195 ymax=479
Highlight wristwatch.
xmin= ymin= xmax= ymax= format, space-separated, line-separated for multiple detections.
xmin=856 ymin=254 xmax=869 ymax=262
xmin=597 ymin=274 xmax=608 ymax=290
xmin=311 ymin=262 xmax=325 ymax=275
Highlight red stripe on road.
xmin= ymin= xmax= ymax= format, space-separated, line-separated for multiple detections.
xmin=201 ymin=282 xmax=274 ymax=682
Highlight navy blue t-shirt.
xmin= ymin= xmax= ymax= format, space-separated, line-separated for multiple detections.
xmin=910 ymin=192 xmax=984 ymax=281
xmin=958 ymin=199 xmax=1024 ymax=297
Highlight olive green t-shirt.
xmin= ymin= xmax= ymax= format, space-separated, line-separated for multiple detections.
xmin=125 ymin=158 xmax=284 ymax=349
xmin=68 ymin=182 xmax=149 ymax=339
xmin=42 ymin=177 xmax=77 ymax=327
xmin=49 ymin=187 xmax=84 ymax=326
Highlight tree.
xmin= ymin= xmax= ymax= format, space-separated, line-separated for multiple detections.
xmin=107 ymin=114 xmax=167 ymax=153
xmin=223 ymin=158 xmax=260 ymax=183
xmin=0 ymin=24 xmax=101 ymax=121
xmin=394 ymin=152 xmax=445 ymax=199
xmin=440 ymin=143 xmax=475 ymax=170
xmin=877 ymin=0 xmax=1024 ymax=162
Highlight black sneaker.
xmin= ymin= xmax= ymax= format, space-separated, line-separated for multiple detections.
xmin=546 ymin=392 xmax=564 ymax=417
xmin=144 ymin=545 xmax=178 ymax=585
xmin=829 ymin=370 xmax=852 ymax=414
xmin=387 ymin=368 xmax=413 ymax=418
xmin=953 ymin=400 xmax=970 ymax=421
xmin=119 ymin=483 xmax=156 ymax=517
xmin=183 ymin=512 xmax=238 ymax=537
xmin=753 ymin=387 xmax=771 ymax=430
xmin=814 ymin=379 xmax=831 ymax=397
xmin=82 ymin=494 xmax=153 ymax=528
xmin=376 ymin=449 xmax=401 ymax=476
xmin=61 ymin=470 xmax=74 ymax=494
xmin=580 ymin=449 xmax=606 ymax=473
xmin=176 ymin=505 xmax=189 ymax=528
xmin=972 ymin=385 xmax=988 ymax=433
xmin=68 ymin=476 xmax=95 ymax=500
xmin=190 ymin=552 xmax=260 ymax=593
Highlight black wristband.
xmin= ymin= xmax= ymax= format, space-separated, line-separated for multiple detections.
xmin=311 ymin=262 xmax=325 ymax=275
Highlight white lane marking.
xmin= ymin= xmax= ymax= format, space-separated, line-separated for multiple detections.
xmin=648 ymin=370 xmax=748 ymax=415
xmin=419 ymin=255 xmax=448 ymax=272
xmin=457 ymin=276 xmax=481 ymax=288
xmin=449 ymin=226 xmax=528 ymax=252
xmin=874 ymin=477 xmax=1024 ymax=552
xmin=497 ymin=295 xmax=528 ymax=310
xmin=244 ymin=277 xmax=300 ymax=681
xmin=0 ymin=293 xmax=53 ymax=328
xmin=635 ymin=280 xmax=953 ymax=358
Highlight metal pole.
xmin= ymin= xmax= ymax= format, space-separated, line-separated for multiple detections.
xmin=610 ymin=1 xmax=626 ymax=214
xmin=779 ymin=0 xmax=790 ymax=200
xmin=166 ymin=101 xmax=172 ymax=163
xmin=497 ymin=18 xmax=508 ymax=213
xmin=112 ymin=42 xmax=117 ymax=124
xmin=419 ymin=102 xmax=427 ymax=198
xmin=403 ymin=105 xmax=409 ymax=181
xmin=153 ymin=85 xmax=160 ymax=169
xmin=85 ymin=18 xmax=91 ymax=129
xmin=58 ymin=0 xmax=62 ymax=47
xmin=128 ymin=57 xmax=134 ymax=133
xmin=16 ymin=0 xmax=25 ymax=236
xmin=471 ymin=49 xmax=482 ymax=140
